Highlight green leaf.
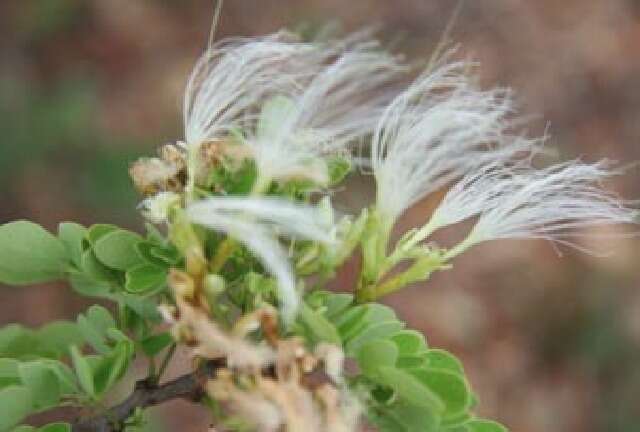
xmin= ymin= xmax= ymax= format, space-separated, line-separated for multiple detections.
xmin=370 ymin=398 xmax=440 ymax=432
xmin=337 ymin=303 xmax=397 ymax=342
xmin=38 ymin=424 xmax=71 ymax=432
xmin=345 ymin=320 xmax=404 ymax=354
xmin=299 ymin=304 xmax=341 ymax=345
xmin=86 ymin=305 xmax=116 ymax=331
xmin=0 ymin=358 xmax=19 ymax=378
xmin=125 ymin=264 xmax=167 ymax=294
xmin=69 ymin=273 xmax=112 ymax=299
xmin=149 ymin=245 xmax=180 ymax=265
xmin=69 ymin=346 xmax=95 ymax=398
xmin=395 ymin=355 xmax=428 ymax=369
xmin=115 ymin=293 xmax=162 ymax=322
xmin=0 ymin=358 xmax=20 ymax=388
xmin=323 ymin=293 xmax=354 ymax=319
xmin=77 ymin=316 xmax=109 ymax=354
xmin=93 ymin=230 xmax=144 ymax=271
xmin=0 ymin=221 xmax=68 ymax=285
xmin=424 ymin=349 xmax=464 ymax=375
xmin=76 ymin=305 xmax=117 ymax=355
xmin=106 ymin=328 xmax=130 ymax=344
xmin=86 ymin=224 xmax=119 ymax=245
xmin=135 ymin=242 xmax=168 ymax=267
xmin=0 ymin=321 xmax=84 ymax=361
xmin=92 ymin=342 xmax=132 ymax=395
xmin=364 ymin=303 xmax=397 ymax=323
xmin=11 ymin=426 xmax=37 ymax=432
xmin=356 ymin=339 xmax=398 ymax=377
xmin=37 ymin=322 xmax=84 ymax=359
xmin=466 ymin=420 xmax=508 ymax=432
xmin=335 ymin=305 xmax=368 ymax=340
xmin=0 ymin=326 xmax=30 ymax=356
xmin=207 ymin=159 xmax=258 ymax=195
xmin=390 ymin=330 xmax=427 ymax=356
xmin=326 ymin=155 xmax=351 ymax=185
xmin=80 ymin=249 xmax=119 ymax=283
xmin=18 ymin=361 xmax=60 ymax=410
xmin=0 ymin=325 xmax=49 ymax=359
xmin=40 ymin=360 xmax=79 ymax=395
xmin=140 ymin=333 xmax=174 ymax=357
xmin=410 ymin=368 xmax=471 ymax=418
xmin=376 ymin=366 xmax=444 ymax=412
xmin=0 ymin=385 xmax=33 ymax=430
xmin=144 ymin=222 xmax=166 ymax=245
xmin=58 ymin=222 xmax=87 ymax=267
xmin=443 ymin=412 xmax=473 ymax=428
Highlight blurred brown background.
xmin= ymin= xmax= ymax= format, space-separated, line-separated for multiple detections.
xmin=2 ymin=1 xmax=640 ymax=431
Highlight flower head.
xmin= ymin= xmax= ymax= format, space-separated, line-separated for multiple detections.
xmin=423 ymin=159 xmax=638 ymax=257
xmin=371 ymin=54 xmax=540 ymax=224
xmin=244 ymin=39 xmax=405 ymax=187
xmin=183 ymin=31 xmax=316 ymax=147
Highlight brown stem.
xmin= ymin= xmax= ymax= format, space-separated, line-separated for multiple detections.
xmin=72 ymin=358 xmax=225 ymax=432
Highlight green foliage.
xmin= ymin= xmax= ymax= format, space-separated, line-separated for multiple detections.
xmin=0 ymin=322 xmax=83 ymax=360
xmin=125 ymin=264 xmax=167 ymax=295
xmin=301 ymin=291 xmax=501 ymax=431
xmin=12 ymin=423 xmax=71 ymax=432
xmin=18 ymin=361 xmax=62 ymax=410
xmin=58 ymin=222 xmax=86 ymax=267
xmin=63 ymin=223 xmax=167 ymax=328
xmin=0 ymin=203 xmax=509 ymax=431
xmin=139 ymin=332 xmax=173 ymax=357
xmin=298 ymin=303 xmax=342 ymax=345
xmin=0 ymin=91 xmax=509 ymax=431
xmin=0 ymin=356 xmax=80 ymax=429
xmin=0 ymin=305 xmax=139 ymax=429
xmin=93 ymin=230 xmax=145 ymax=271
xmin=207 ymin=159 xmax=258 ymax=196
xmin=0 ymin=221 xmax=69 ymax=285
xmin=0 ymin=386 xmax=33 ymax=431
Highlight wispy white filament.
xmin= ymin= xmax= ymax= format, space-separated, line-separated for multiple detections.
xmin=246 ymin=39 xmax=405 ymax=185
xmin=183 ymin=31 xmax=316 ymax=146
xmin=414 ymin=161 xmax=531 ymax=241
xmin=187 ymin=197 xmax=335 ymax=321
xmin=371 ymin=54 xmax=540 ymax=223
xmin=430 ymin=160 xmax=638 ymax=256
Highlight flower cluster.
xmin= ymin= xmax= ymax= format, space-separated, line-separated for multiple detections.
xmin=125 ymin=28 xmax=638 ymax=432
xmin=133 ymin=30 xmax=639 ymax=319
xmin=2 ymin=26 xmax=636 ymax=432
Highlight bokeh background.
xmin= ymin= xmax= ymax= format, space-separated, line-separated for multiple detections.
xmin=2 ymin=1 xmax=640 ymax=431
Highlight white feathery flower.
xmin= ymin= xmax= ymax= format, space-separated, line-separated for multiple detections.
xmin=189 ymin=197 xmax=335 ymax=243
xmin=371 ymin=55 xmax=540 ymax=223
xmin=407 ymin=161 xmax=528 ymax=245
xmin=431 ymin=160 xmax=638 ymax=257
xmin=246 ymin=39 xmax=405 ymax=187
xmin=183 ymin=31 xmax=317 ymax=147
xmin=186 ymin=197 xmax=335 ymax=321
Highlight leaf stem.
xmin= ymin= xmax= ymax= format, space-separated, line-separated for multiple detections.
xmin=210 ymin=237 xmax=236 ymax=273
xmin=209 ymin=173 xmax=269 ymax=273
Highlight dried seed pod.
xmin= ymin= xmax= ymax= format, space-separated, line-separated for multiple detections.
xmin=129 ymin=143 xmax=187 ymax=195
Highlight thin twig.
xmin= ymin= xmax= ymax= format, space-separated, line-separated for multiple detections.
xmin=156 ymin=343 xmax=177 ymax=383
xmin=72 ymin=358 xmax=225 ymax=432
